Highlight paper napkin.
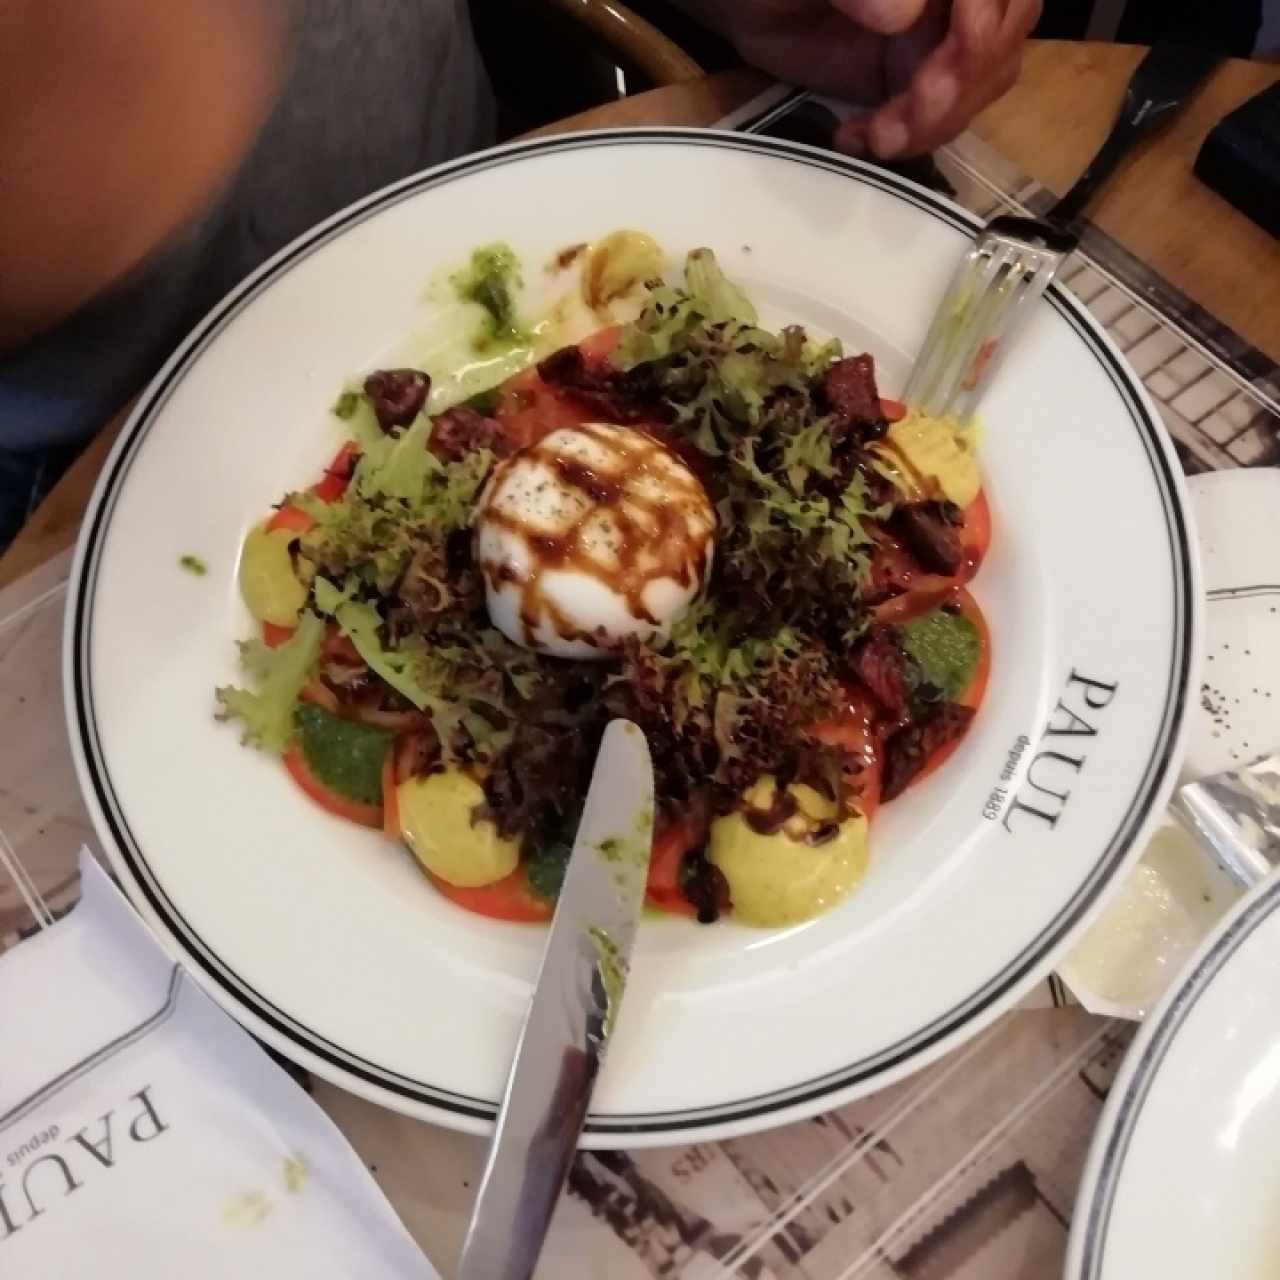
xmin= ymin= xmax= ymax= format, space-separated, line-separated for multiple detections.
xmin=0 ymin=849 xmax=438 ymax=1278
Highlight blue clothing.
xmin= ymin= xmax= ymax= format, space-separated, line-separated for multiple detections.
xmin=0 ymin=0 xmax=493 ymax=548
xmin=0 ymin=441 xmax=83 ymax=552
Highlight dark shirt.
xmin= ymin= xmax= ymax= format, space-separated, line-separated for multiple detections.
xmin=0 ymin=0 xmax=494 ymax=455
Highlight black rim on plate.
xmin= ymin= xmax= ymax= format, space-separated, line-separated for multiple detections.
xmin=69 ymin=130 xmax=1195 ymax=1135
xmin=1075 ymin=878 xmax=1280 ymax=1277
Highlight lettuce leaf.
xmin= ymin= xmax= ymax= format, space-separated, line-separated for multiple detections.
xmin=612 ymin=287 xmax=699 ymax=370
xmin=299 ymin=441 xmax=491 ymax=592
xmin=341 ymin=394 xmax=388 ymax=452
xmin=311 ymin=574 xmax=355 ymax=616
xmin=684 ymin=247 xmax=758 ymax=327
xmin=608 ymin=616 xmax=843 ymax=812
xmin=222 ymin=236 xmax=915 ymax=843
xmin=315 ymin=577 xmax=533 ymax=762
xmin=215 ymin=610 xmax=324 ymax=753
xmin=354 ymin=415 xmax=442 ymax=503
xmin=780 ymin=419 xmax=835 ymax=493
xmin=325 ymin=596 xmax=432 ymax=711
xmin=614 ymin=249 xmax=761 ymax=371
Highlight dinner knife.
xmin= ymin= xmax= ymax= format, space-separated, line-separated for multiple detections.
xmin=456 ymin=719 xmax=655 ymax=1280
xmin=1172 ymin=752 xmax=1280 ymax=889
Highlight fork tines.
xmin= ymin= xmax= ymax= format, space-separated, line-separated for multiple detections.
xmin=902 ymin=215 xmax=1075 ymax=421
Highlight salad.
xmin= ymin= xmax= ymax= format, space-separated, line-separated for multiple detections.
xmin=217 ymin=237 xmax=991 ymax=927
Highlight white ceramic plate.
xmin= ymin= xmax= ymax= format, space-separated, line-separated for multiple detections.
xmin=1184 ymin=468 xmax=1280 ymax=779
xmin=66 ymin=131 xmax=1198 ymax=1144
xmin=1056 ymin=470 xmax=1280 ymax=1021
xmin=1068 ymin=870 xmax=1280 ymax=1279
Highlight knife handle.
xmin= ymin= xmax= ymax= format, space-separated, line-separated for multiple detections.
xmin=457 ymin=1048 xmax=595 ymax=1280
xmin=455 ymin=719 xmax=652 ymax=1280
xmin=1050 ymin=42 xmax=1221 ymax=230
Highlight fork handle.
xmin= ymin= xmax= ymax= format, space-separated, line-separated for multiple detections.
xmin=1049 ymin=42 xmax=1222 ymax=230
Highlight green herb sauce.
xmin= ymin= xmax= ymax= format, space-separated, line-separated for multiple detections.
xmin=453 ymin=243 xmax=525 ymax=348
xmin=901 ymin=608 xmax=979 ymax=701
xmin=294 ymin=704 xmax=391 ymax=806
xmin=526 ymin=838 xmax=571 ymax=902
xmin=588 ymin=925 xmax=625 ymax=1039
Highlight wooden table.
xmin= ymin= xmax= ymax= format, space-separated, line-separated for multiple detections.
xmin=1 ymin=41 xmax=1276 ymax=591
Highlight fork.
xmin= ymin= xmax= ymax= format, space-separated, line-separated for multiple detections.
xmin=902 ymin=42 xmax=1222 ymax=421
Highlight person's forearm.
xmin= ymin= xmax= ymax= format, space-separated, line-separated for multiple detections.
xmin=0 ymin=0 xmax=290 ymax=354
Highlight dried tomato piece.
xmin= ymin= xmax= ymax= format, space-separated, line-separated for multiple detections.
xmin=363 ymin=368 xmax=430 ymax=431
xmin=881 ymin=702 xmax=975 ymax=800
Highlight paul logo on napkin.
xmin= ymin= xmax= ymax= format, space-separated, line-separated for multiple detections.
xmin=0 ymin=849 xmax=438 ymax=1278
xmin=3 ymin=1078 xmax=170 ymax=1235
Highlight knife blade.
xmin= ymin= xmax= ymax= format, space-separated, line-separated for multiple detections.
xmin=457 ymin=719 xmax=655 ymax=1280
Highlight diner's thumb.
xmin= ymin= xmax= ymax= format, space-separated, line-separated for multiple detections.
xmin=829 ymin=0 xmax=932 ymax=34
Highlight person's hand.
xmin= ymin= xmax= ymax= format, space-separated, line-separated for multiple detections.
xmin=835 ymin=0 xmax=1040 ymax=159
xmin=687 ymin=0 xmax=1040 ymax=159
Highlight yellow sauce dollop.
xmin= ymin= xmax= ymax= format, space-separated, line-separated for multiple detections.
xmin=710 ymin=778 xmax=870 ymax=927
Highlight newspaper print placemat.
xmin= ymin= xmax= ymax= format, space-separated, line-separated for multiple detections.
xmin=3 ymin=93 xmax=1276 ymax=1277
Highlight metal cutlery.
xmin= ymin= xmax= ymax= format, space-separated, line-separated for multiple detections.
xmin=903 ymin=42 xmax=1222 ymax=420
xmin=1172 ymin=753 xmax=1280 ymax=890
xmin=456 ymin=719 xmax=655 ymax=1280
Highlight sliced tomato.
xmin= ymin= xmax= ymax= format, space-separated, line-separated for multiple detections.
xmin=493 ymin=369 xmax=596 ymax=451
xmin=811 ymin=685 xmax=883 ymax=821
xmin=262 ymin=621 xmax=295 ymax=649
xmin=265 ymin=443 xmax=361 ymax=532
xmin=311 ymin=441 xmax=361 ymax=503
xmin=492 ymin=325 xmax=638 ymax=452
xmin=382 ymin=754 xmax=400 ymax=841
xmin=961 ymin=489 xmax=992 ymax=575
xmin=646 ymin=822 xmax=699 ymax=917
xmin=266 ymin=503 xmax=315 ymax=535
xmin=577 ymin=324 xmax=624 ymax=365
xmin=283 ymin=745 xmax=384 ymax=828
xmin=430 ymin=867 xmax=555 ymax=923
xmin=952 ymin=587 xmax=992 ymax=711
xmin=879 ymin=397 xmax=907 ymax=423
